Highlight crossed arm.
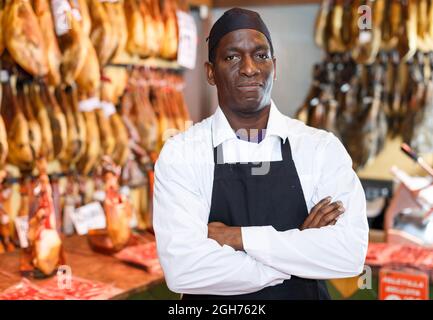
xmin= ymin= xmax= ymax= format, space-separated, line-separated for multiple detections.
xmin=208 ymin=197 xmax=345 ymax=251
xmin=153 ymin=136 xmax=369 ymax=295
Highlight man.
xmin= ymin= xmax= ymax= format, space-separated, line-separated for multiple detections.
xmin=153 ymin=8 xmax=368 ymax=300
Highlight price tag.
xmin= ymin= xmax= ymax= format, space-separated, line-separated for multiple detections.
xmin=51 ymin=0 xmax=73 ymax=36
xmin=78 ymin=97 xmax=101 ymax=112
xmin=176 ymin=11 xmax=197 ymax=69
xmin=100 ymin=101 xmax=116 ymax=118
xmin=62 ymin=202 xmax=75 ymax=236
xmin=0 ymin=70 xmax=9 ymax=83
xmin=70 ymin=202 xmax=106 ymax=235
xmin=359 ymin=30 xmax=372 ymax=44
xmin=14 ymin=216 xmax=29 ymax=248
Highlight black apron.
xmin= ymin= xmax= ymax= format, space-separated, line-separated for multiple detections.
xmin=183 ymin=136 xmax=331 ymax=300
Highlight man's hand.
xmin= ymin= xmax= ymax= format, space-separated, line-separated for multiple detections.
xmin=300 ymin=196 xmax=345 ymax=230
xmin=208 ymin=222 xmax=243 ymax=251
xmin=208 ymin=197 xmax=344 ymax=249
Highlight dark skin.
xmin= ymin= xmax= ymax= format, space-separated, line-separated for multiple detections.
xmin=205 ymin=29 xmax=345 ymax=250
xmin=205 ymin=29 xmax=275 ymax=141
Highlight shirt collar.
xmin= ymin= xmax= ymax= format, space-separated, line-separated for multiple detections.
xmin=211 ymin=100 xmax=289 ymax=147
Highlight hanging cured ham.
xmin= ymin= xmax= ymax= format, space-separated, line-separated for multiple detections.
xmin=0 ymin=0 xmax=5 ymax=57
xmin=40 ymin=84 xmax=69 ymax=160
xmin=76 ymin=106 xmax=101 ymax=176
xmin=0 ymin=172 xmax=14 ymax=252
xmin=300 ymin=1 xmax=433 ymax=168
xmin=137 ymin=0 xmax=157 ymax=57
xmin=160 ymin=0 xmax=178 ymax=60
xmin=105 ymin=0 xmax=128 ymax=62
xmin=3 ymin=0 xmax=48 ymax=76
xmin=130 ymin=69 xmax=158 ymax=153
xmin=55 ymin=87 xmax=83 ymax=167
xmin=17 ymin=84 xmax=43 ymax=163
xmin=27 ymin=159 xmax=64 ymax=276
xmin=75 ymin=38 xmax=101 ymax=98
xmin=148 ymin=0 xmax=165 ymax=57
xmin=29 ymin=84 xmax=55 ymax=162
xmin=66 ymin=85 xmax=87 ymax=165
xmin=32 ymin=0 xmax=62 ymax=86
xmin=396 ymin=0 xmax=418 ymax=62
xmin=124 ymin=0 xmax=146 ymax=56
xmin=95 ymin=107 xmax=116 ymax=158
xmin=0 ymin=115 xmax=7 ymax=169
xmin=351 ymin=0 xmax=385 ymax=65
xmin=1 ymin=76 xmax=34 ymax=171
xmin=103 ymin=157 xmax=132 ymax=251
xmin=87 ymin=0 xmax=117 ymax=66
xmin=56 ymin=3 xmax=88 ymax=85
xmin=75 ymin=0 xmax=91 ymax=36
xmin=110 ymin=111 xmax=130 ymax=167
xmin=101 ymin=66 xmax=129 ymax=165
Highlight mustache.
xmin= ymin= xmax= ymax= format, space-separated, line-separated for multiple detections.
xmin=236 ymin=82 xmax=264 ymax=87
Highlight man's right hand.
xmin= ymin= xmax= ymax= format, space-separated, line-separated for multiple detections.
xmin=300 ymin=197 xmax=345 ymax=230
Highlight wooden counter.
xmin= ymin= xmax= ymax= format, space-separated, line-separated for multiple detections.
xmin=0 ymin=233 xmax=165 ymax=300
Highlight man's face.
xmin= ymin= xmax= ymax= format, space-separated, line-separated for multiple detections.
xmin=205 ymin=29 xmax=276 ymax=114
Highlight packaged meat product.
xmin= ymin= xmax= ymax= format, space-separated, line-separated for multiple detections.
xmin=114 ymin=241 xmax=162 ymax=274
xmin=0 ymin=276 xmax=121 ymax=300
xmin=37 ymin=276 xmax=121 ymax=300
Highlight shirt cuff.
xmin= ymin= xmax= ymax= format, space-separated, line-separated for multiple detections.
xmin=241 ymin=226 xmax=273 ymax=263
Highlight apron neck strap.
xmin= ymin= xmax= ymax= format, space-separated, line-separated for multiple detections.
xmin=281 ymin=137 xmax=292 ymax=162
xmin=213 ymin=144 xmax=224 ymax=164
xmin=213 ymin=137 xmax=291 ymax=165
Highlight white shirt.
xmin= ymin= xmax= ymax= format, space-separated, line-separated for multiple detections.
xmin=153 ymin=101 xmax=369 ymax=295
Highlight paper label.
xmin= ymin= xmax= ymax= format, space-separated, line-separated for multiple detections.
xmin=120 ymin=186 xmax=131 ymax=197
xmin=14 ymin=216 xmax=29 ymax=248
xmin=70 ymin=202 xmax=106 ymax=235
xmin=176 ymin=11 xmax=197 ymax=69
xmin=359 ymin=30 xmax=372 ymax=44
xmin=0 ymin=70 xmax=9 ymax=83
xmin=100 ymin=101 xmax=116 ymax=118
xmin=62 ymin=203 xmax=76 ymax=236
xmin=78 ymin=97 xmax=101 ymax=112
xmin=51 ymin=0 xmax=73 ymax=36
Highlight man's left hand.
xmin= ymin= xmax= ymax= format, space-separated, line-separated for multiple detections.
xmin=208 ymin=222 xmax=243 ymax=251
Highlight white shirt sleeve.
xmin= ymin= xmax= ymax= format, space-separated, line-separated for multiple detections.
xmin=241 ymin=133 xmax=369 ymax=279
xmin=153 ymin=138 xmax=289 ymax=295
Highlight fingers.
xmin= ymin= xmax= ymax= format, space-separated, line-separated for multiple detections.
xmin=302 ymin=197 xmax=332 ymax=228
xmin=302 ymin=199 xmax=345 ymax=230
xmin=309 ymin=197 xmax=332 ymax=216
xmin=318 ymin=207 xmax=344 ymax=226
xmin=309 ymin=201 xmax=341 ymax=227
xmin=319 ymin=201 xmax=343 ymax=215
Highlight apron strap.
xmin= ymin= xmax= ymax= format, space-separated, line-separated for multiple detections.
xmin=213 ymin=144 xmax=224 ymax=165
xmin=214 ymin=137 xmax=292 ymax=165
xmin=281 ymin=137 xmax=292 ymax=163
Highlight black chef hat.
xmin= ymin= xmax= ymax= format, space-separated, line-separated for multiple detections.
xmin=207 ymin=8 xmax=274 ymax=62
